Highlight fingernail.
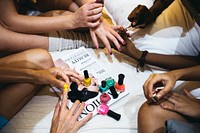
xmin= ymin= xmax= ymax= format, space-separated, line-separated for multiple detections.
xmin=63 ymin=84 xmax=69 ymax=92
xmin=118 ymin=47 xmax=122 ymax=52
xmin=123 ymin=41 xmax=126 ymax=45
xmin=110 ymin=52 xmax=112 ymax=55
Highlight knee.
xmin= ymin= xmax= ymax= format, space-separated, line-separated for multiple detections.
xmin=27 ymin=49 xmax=54 ymax=69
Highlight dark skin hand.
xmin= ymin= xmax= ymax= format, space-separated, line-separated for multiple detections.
xmin=128 ymin=0 xmax=174 ymax=28
xmin=128 ymin=5 xmax=155 ymax=28
xmin=118 ymin=28 xmax=200 ymax=70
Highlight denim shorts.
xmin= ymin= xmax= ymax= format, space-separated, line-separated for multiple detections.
xmin=165 ymin=119 xmax=200 ymax=133
xmin=0 ymin=115 xmax=8 ymax=129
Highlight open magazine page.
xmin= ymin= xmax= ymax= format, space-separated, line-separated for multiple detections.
xmin=53 ymin=47 xmax=129 ymax=120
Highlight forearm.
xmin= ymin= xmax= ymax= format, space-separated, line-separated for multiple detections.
xmin=0 ymin=24 xmax=48 ymax=53
xmin=0 ymin=67 xmax=38 ymax=83
xmin=0 ymin=0 xmax=77 ymax=33
xmin=145 ymin=53 xmax=200 ymax=70
xmin=149 ymin=0 xmax=174 ymax=19
xmin=1 ymin=14 xmax=76 ymax=34
xmin=170 ymin=65 xmax=200 ymax=81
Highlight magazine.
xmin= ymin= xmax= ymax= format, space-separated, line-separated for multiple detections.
xmin=53 ymin=47 xmax=129 ymax=120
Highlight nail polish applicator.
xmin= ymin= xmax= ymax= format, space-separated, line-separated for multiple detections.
xmin=98 ymin=104 xmax=121 ymax=121
xmin=83 ymin=70 xmax=91 ymax=87
xmin=115 ymin=74 xmax=125 ymax=92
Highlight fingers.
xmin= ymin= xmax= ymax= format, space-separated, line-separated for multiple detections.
xmin=61 ymin=89 xmax=69 ymax=113
xmin=67 ymin=100 xmax=81 ymax=117
xmin=183 ymin=89 xmax=195 ymax=99
xmin=79 ymin=113 xmax=93 ymax=127
xmin=90 ymin=28 xmax=99 ymax=49
xmin=52 ymin=100 xmax=61 ymax=122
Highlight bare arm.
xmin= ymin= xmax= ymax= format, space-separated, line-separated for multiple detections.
xmin=120 ymin=31 xmax=200 ymax=70
xmin=0 ymin=0 xmax=102 ymax=33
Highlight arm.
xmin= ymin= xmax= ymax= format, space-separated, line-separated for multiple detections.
xmin=0 ymin=0 xmax=102 ymax=33
xmin=120 ymin=31 xmax=200 ymax=70
xmin=0 ymin=67 xmax=83 ymax=88
xmin=128 ymin=0 xmax=174 ymax=28
xmin=143 ymin=65 xmax=200 ymax=101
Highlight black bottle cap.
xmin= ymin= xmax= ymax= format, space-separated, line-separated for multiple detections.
xmin=109 ymin=86 xmax=118 ymax=99
xmin=70 ymin=82 xmax=78 ymax=91
xmin=101 ymin=80 xmax=107 ymax=88
xmin=118 ymin=74 xmax=125 ymax=85
xmin=84 ymin=70 xmax=89 ymax=79
xmin=107 ymin=109 xmax=121 ymax=121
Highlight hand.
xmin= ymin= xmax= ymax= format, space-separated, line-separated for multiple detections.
xmin=50 ymin=90 xmax=92 ymax=133
xmin=119 ymin=28 xmax=142 ymax=60
xmin=143 ymin=72 xmax=177 ymax=101
xmin=36 ymin=67 xmax=83 ymax=88
xmin=128 ymin=5 xmax=155 ymax=28
xmin=73 ymin=1 xmax=103 ymax=28
xmin=89 ymin=19 xmax=125 ymax=54
xmin=160 ymin=89 xmax=200 ymax=118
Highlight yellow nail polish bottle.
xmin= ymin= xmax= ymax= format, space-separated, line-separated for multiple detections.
xmin=83 ymin=70 xmax=91 ymax=87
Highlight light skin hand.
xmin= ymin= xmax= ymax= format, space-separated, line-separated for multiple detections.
xmin=160 ymin=89 xmax=200 ymax=118
xmin=50 ymin=90 xmax=92 ymax=133
xmin=143 ymin=72 xmax=177 ymax=101
xmin=72 ymin=1 xmax=103 ymax=28
xmin=36 ymin=67 xmax=83 ymax=88
xmin=89 ymin=19 xmax=125 ymax=54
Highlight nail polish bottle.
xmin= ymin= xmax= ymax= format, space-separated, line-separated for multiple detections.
xmin=99 ymin=80 xmax=109 ymax=93
xmin=106 ymin=78 xmax=115 ymax=88
xmin=83 ymin=70 xmax=91 ymax=87
xmin=109 ymin=86 xmax=118 ymax=99
xmin=100 ymin=93 xmax=111 ymax=104
xmin=115 ymin=74 xmax=125 ymax=92
xmin=97 ymin=104 xmax=121 ymax=121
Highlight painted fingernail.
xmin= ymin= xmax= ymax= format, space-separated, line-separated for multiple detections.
xmin=122 ymin=41 xmax=126 ymax=45
xmin=118 ymin=47 xmax=122 ymax=51
xmin=63 ymin=84 xmax=69 ymax=92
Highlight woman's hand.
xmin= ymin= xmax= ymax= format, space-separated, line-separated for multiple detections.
xmin=72 ymin=1 xmax=103 ymax=28
xmin=35 ymin=67 xmax=83 ymax=89
xmin=143 ymin=72 xmax=177 ymax=101
xmin=89 ymin=19 xmax=125 ymax=54
xmin=50 ymin=90 xmax=92 ymax=133
xmin=128 ymin=5 xmax=155 ymax=28
xmin=160 ymin=89 xmax=200 ymax=118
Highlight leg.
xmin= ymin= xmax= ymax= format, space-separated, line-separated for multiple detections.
xmin=0 ymin=49 xmax=54 ymax=69
xmin=0 ymin=49 xmax=54 ymax=120
xmin=138 ymin=102 xmax=187 ymax=133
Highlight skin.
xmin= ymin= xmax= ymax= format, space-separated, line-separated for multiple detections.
xmin=50 ymin=90 xmax=92 ymax=133
xmin=0 ymin=49 xmax=83 ymax=120
xmin=119 ymin=30 xmax=200 ymax=70
xmin=128 ymin=0 xmax=174 ymax=28
xmin=0 ymin=0 xmax=125 ymax=54
xmin=139 ymin=66 xmax=200 ymax=133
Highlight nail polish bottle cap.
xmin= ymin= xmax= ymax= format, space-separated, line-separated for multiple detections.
xmin=118 ymin=74 xmax=125 ymax=85
xmin=70 ymin=82 xmax=78 ymax=91
xmin=109 ymin=86 xmax=118 ymax=99
xmin=107 ymin=110 xmax=121 ymax=121
xmin=84 ymin=70 xmax=89 ymax=79
xmin=101 ymin=80 xmax=107 ymax=88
